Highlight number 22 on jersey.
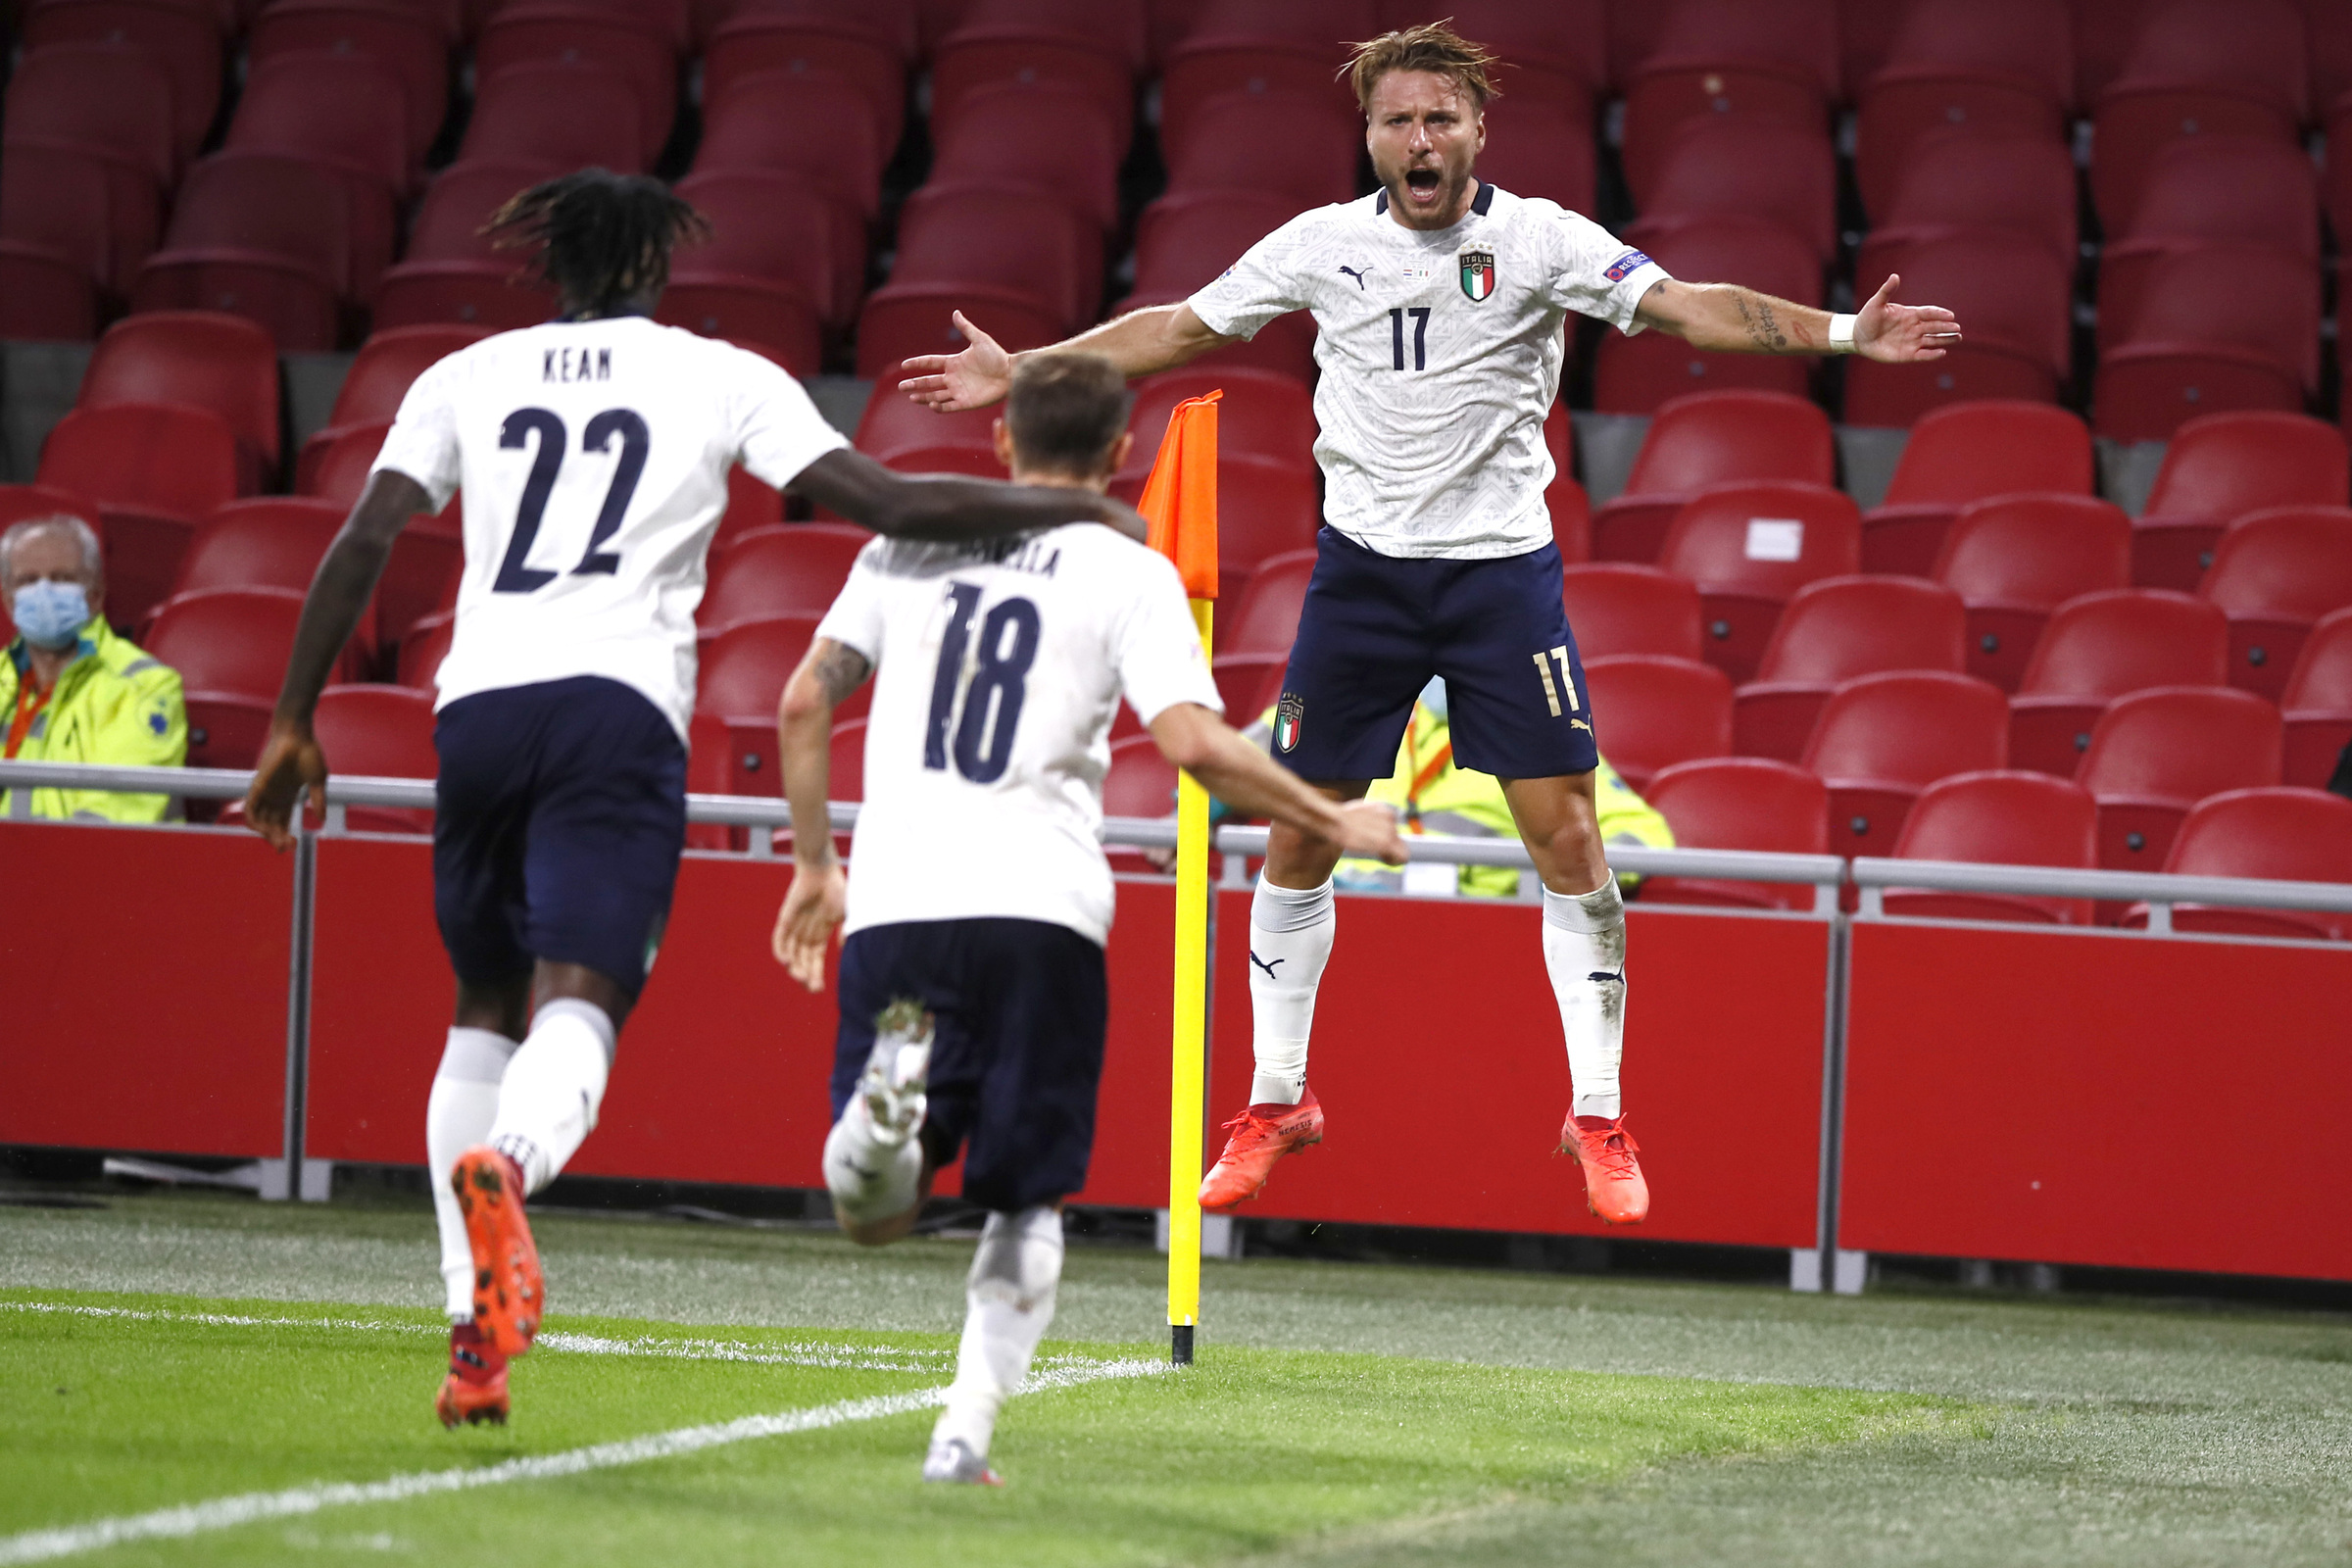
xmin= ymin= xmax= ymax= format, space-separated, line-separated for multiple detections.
xmin=924 ymin=581 xmax=1041 ymax=784
xmin=492 ymin=405 xmax=650 ymax=593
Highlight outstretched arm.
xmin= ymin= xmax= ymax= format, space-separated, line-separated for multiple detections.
xmin=1147 ymin=703 xmax=1408 ymax=864
xmin=789 ymin=447 xmax=1151 ymax=545
xmin=1635 ymin=272 xmax=1962 ymax=362
xmin=772 ymin=637 xmax=873 ymax=991
xmin=895 ymin=305 xmax=1235 ymax=414
xmin=243 ymin=470 xmax=428 ymax=850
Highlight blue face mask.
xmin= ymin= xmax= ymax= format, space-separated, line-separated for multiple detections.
xmin=11 ymin=580 xmax=91 ymax=651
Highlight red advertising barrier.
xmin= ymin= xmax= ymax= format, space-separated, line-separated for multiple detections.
xmin=0 ymin=821 xmax=291 ymax=1158
xmin=1206 ymin=892 xmax=1832 ymax=1248
xmin=1841 ymin=920 xmax=2352 ymax=1281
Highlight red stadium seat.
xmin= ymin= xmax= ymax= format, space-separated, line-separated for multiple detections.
xmin=1158 ymin=31 xmax=1362 ymax=165
xmin=1210 ymin=651 xmax=1286 ymax=728
xmin=1641 ymin=756 xmax=1828 ymax=910
xmin=1617 ymin=0 xmax=1838 ymax=204
xmin=225 ymin=50 xmax=414 ymax=199
xmin=78 ymin=310 xmax=281 ymax=486
xmin=2006 ymin=588 xmax=2228 ymax=777
xmin=1119 ymin=368 xmax=1315 ymax=478
xmin=1641 ymin=119 xmax=1838 ymax=263
xmin=1844 ymin=232 xmax=2071 ymax=428
xmin=1161 ymin=89 xmax=1360 ymax=210
xmin=372 ymin=160 xmax=560 ymax=332
xmin=1117 ymin=190 xmax=1318 ymax=381
xmin=1656 ymin=479 xmax=1861 ymax=684
xmin=929 ymin=32 xmax=1132 ymax=171
xmin=1103 ymin=729 xmax=1180 ymax=819
xmin=21 ymin=0 xmax=222 ymax=164
xmin=1862 ymin=0 xmax=2074 ymax=105
xmin=927 ymin=81 xmax=1126 ymax=231
xmin=1802 ymin=668 xmax=2008 ymax=856
xmin=2090 ymin=0 xmax=2307 ymax=226
xmin=674 ymin=169 xmax=863 ymax=331
xmin=2198 ymin=507 xmax=2352 ymax=699
xmin=693 ymin=68 xmax=888 ymax=220
xmin=1119 ymin=282 xmax=1322 ymax=385
xmin=1561 ymin=564 xmax=1702 ymax=662
xmin=698 ymin=523 xmax=870 ymax=633
xmin=396 ymin=608 xmax=453 ymax=690
xmin=703 ymin=12 xmax=907 ymax=157
xmin=1884 ymin=769 xmax=2098 ymax=925
xmin=696 ymin=612 xmax=856 ymax=794
xmin=654 ymin=280 xmax=823 ymax=378
xmin=853 ymin=396 xmax=999 ymax=465
xmin=2077 ymin=684 xmax=2282 ymax=871
xmin=2130 ymin=412 xmax=2349 ymax=590
xmin=169 ymin=498 xmax=380 ymax=662
xmin=0 ymin=243 xmax=97 ymax=342
xmin=1933 ymin=495 xmax=2132 ymax=690
xmin=0 ymin=140 xmax=164 ymax=316
xmin=858 ymin=287 xmax=1068 ymax=383
xmin=2097 ymin=136 xmax=2320 ymax=360
xmin=859 ymin=180 xmax=1102 ymax=347
xmin=1862 ymin=401 xmax=2095 ymax=576
xmin=37 ymin=404 xmax=241 ymax=627
xmin=710 ymin=464 xmax=785 ymax=556
xmin=473 ymin=5 xmax=676 ymax=165
xmin=1220 ymin=549 xmax=1313 ymax=657
xmin=681 ymin=709 xmax=735 ymax=849
xmin=1549 ymin=468 xmax=1591 ymax=564
xmin=2329 ymin=95 xmax=2352 ymax=279
xmin=246 ymin=0 xmax=451 ymax=165
xmin=2280 ymin=607 xmax=2352 ymax=789
xmin=1865 ymin=129 xmax=2078 ymax=270
xmin=313 ymin=683 xmax=438 ymax=832
xmin=297 ymin=325 xmax=487 ymax=491
xmin=141 ymin=586 xmax=308 ymax=769
xmin=2072 ymin=0 xmax=2147 ymax=106
xmin=1592 ymin=389 xmax=1835 ymax=563
xmin=1379 ymin=0 xmax=1603 ymax=94
xmin=1473 ymin=97 xmax=1595 ymax=217
xmin=1594 ymin=218 xmax=1819 ymax=414
xmin=3 ymin=44 xmax=178 ymax=188
xmin=1583 ymin=654 xmax=1732 ymax=789
xmin=940 ymin=0 xmax=1144 ymax=63
xmin=1108 ymin=456 xmax=1319 ymax=594
xmin=374 ymin=518 xmax=464 ymax=662
xmin=299 ymin=421 xmax=392 ymax=510
xmin=2121 ymin=787 xmax=2352 ymax=941
xmin=1734 ymin=575 xmax=1966 ymax=760
xmin=1852 ymin=0 xmax=2073 ymax=216
xmin=2095 ymin=244 xmax=2318 ymax=445
xmin=459 ymin=61 xmax=645 ymax=172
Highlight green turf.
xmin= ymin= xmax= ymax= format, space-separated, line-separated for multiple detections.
xmin=5 ymin=1191 xmax=2352 ymax=1566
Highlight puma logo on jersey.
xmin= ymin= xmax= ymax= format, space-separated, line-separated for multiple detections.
xmin=543 ymin=347 xmax=613 ymax=382
xmin=1250 ymin=951 xmax=1284 ymax=978
xmin=1338 ymin=265 xmax=1371 ymax=290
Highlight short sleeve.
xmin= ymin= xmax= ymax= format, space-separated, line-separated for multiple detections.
xmin=1112 ymin=550 xmax=1224 ymax=727
xmin=1186 ymin=212 xmax=1317 ymax=341
xmin=1546 ymin=209 xmax=1674 ymax=336
xmin=370 ymin=356 xmax=464 ymax=512
xmin=812 ymin=543 xmax=889 ymax=664
xmin=728 ymin=347 xmax=851 ymax=491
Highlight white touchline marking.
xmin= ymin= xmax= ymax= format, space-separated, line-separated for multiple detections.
xmin=0 ymin=1357 xmax=1170 ymax=1565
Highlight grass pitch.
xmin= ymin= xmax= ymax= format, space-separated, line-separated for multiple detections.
xmin=4 ymin=1191 xmax=2350 ymax=1567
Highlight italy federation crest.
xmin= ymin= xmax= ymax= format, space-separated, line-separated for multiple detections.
xmin=1274 ymin=692 xmax=1305 ymax=752
xmin=1458 ymin=248 xmax=1495 ymax=302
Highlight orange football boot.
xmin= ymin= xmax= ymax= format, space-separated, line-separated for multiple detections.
xmin=1559 ymin=1113 xmax=1649 ymax=1225
xmin=451 ymin=1147 xmax=543 ymax=1357
xmin=435 ymin=1321 xmax=510 ymax=1428
xmin=1197 ymin=1087 xmax=1325 ymax=1212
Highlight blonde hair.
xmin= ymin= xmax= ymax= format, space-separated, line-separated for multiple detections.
xmin=1343 ymin=20 xmax=1502 ymax=113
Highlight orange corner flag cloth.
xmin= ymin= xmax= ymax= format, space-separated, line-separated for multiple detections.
xmin=1138 ymin=389 xmax=1220 ymax=600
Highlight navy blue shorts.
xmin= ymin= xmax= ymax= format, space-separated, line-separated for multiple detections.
xmin=1273 ymin=527 xmax=1599 ymax=782
xmin=432 ymin=675 xmax=686 ymax=999
xmin=832 ymin=918 xmax=1108 ymax=1214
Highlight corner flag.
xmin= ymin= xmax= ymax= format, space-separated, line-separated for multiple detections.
xmin=1137 ymin=389 xmax=1219 ymax=1366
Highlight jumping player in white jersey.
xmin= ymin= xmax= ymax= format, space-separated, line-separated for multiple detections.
xmin=901 ymin=24 xmax=1965 ymax=1227
xmin=243 ymin=172 xmax=1161 ymax=1430
xmin=771 ymin=354 xmax=1407 ymax=1484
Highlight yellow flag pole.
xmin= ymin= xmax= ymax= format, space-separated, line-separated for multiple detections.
xmin=1168 ymin=596 xmax=1212 ymax=1367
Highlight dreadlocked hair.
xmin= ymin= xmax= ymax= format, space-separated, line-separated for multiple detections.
xmin=484 ymin=170 xmax=710 ymax=317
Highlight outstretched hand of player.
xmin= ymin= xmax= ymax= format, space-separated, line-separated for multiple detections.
xmin=773 ymin=859 xmax=849 ymax=992
xmin=896 ymin=312 xmax=1013 ymax=412
xmin=244 ymin=720 xmax=326 ymax=852
xmin=1854 ymin=273 xmax=1963 ymax=364
xmin=1333 ymin=799 xmax=1411 ymax=866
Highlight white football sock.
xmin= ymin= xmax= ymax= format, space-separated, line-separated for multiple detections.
xmin=486 ymin=998 xmax=615 ymax=1196
xmin=427 ymin=1027 xmax=519 ymax=1322
xmin=931 ymin=1206 xmax=1063 ymax=1459
xmin=821 ymin=1094 xmax=923 ymax=1228
xmin=1247 ymin=876 xmax=1335 ymax=1106
xmin=1542 ymin=874 xmax=1628 ymax=1121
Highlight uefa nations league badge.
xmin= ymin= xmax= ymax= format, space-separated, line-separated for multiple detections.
xmin=1458 ymin=248 xmax=1495 ymax=302
xmin=1274 ymin=692 xmax=1305 ymax=752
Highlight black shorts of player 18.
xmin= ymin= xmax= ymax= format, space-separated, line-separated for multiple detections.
xmin=832 ymin=917 xmax=1109 ymax=1214
xmin=1273 ymin=528 xmax=1600 ymax=782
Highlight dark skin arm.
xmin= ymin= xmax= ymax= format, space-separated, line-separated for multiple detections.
xmin=243 ymin=469 xmax=428 ymax=850
xmin=788 ymin=447 xmax=1150 ymax=545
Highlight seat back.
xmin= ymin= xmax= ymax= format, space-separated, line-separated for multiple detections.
xmin=2200 ymin=507 xmax=2352 ymax=623
xmin=459 ymin=61 xmax=645 ymax=172
xmin=885 ymin=179 xmax=1102 ymax=328
xmin=1472 ymin=97 xmax=1596 ymax=215
xmin=1131 ymin=189 xmax=1309 ymax=297
xmin=1888 ymin=767 xmax=2098 ymax=922
xmin=37 ymin=403 xmax=242 ymax=519
xmin=1934 ymin=495 xmax=2131 ymax=609
xmin=2117 ymin=134 xmax=2319 ymax=259
xmin=695 ymin=612 xmax=825 ymax=718
xmin=1121 ymin=368 xmax=1315 ymax=475
xmin=1881 ymin=400 xmax=2094 ymax=508
xmin=1 ymin=43 xmax=177 ymax=184
xmin=2282 ymin=608 xmax=2352 ymax=713
xmin=301 ymin=421 xmax=390 ymax=508
xmin=1752 ymin=575 xmax=1966 ymax=683
xmin=149 ymin=149 xmax=380 ymax=300
xmin=1220 ymin=549 xmax=1314 ymax=656
xmin=1657 ymin=480 xmax=1861 ymax=600
xmin=328 ymin=326 xmax=489 ymax=428
xmin=695 ymin=67 xmax=888 ymax=218
xmin=473 ymin=5 xmax=677 ymax=163
xmin=853 ymin=395 xmax=998 ymax=465
xmin=1593 ymin=216 xmax=1820 ymax=414
xmin=78 ymin=310 xmax=281 ymax=474
xmin=314 ymin=682 xmax=439 ymax=778
xmin=2143 ymin=412 xmax=2350 ymax=521
xmin=2077 ymin=685 xmax=2282 ymax=803
xmin=1641 ymin=754 xmax=1830 ymax=909
xmin=1802 ymin=669 xmax=2008 ymax=784
xmin=2164 ymin=787 xmax=2352 ymax=883
xmin=246 ymin=0 xmax=452 ymax=163
xmin=2016 ymin=589 xmax=2228 ymax=698
xmin=22 ymin=0 xmax=223 ymax=157
xmin=1162 ymin=88 xmax=1360 ymax=209
xmin=1642 ymin=117 xmax=1838 ymax=261
xmin=1560 ymin=563 xmax=1703 ymax=661
xmin=1582 ymin=654 xmax=1732 ymax=786
xmin=403 ymin=160 xmax=561 ymax=263
xmin=1622 ymin=389 xmax=1834 ymax=497
xmin=1102 ymin=730 xmax=1180 ymax=819
xmin=0 ymin=139 xmax=164 ymax=303
xmin=1872 ymin=127 xmax=2077 ymax=265
xmin=699 ymin=523 xmax=870 ymax=632
xmin=1201 ymin=457 xmax=1320 ymax=586
xmin=2111 ymin=243 xmax=2322 ymax=390
xmin=224 ymin=50 xmax=413 ymax=195
xmin=823 ymin=715 xmax=868 ymax=803
xmin=144 ymin=586 xmax=307 ymax=699
xmin=172 ymin=497 xmax=345 ymax=597
xmin=926 ymin=79 xmax=1127 ymax=226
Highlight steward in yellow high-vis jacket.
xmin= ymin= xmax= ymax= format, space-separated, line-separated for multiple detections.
xmin=1 ymin=515 xmax=186 ymax=822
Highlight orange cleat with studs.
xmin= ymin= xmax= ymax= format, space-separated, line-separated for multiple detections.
xmin=435 ymin=1321 xmax=510 ymax=1428
xmin=451 ymin=1147 xmax=543 ymax=1358
xmin=1559 ymin=1113 xmax=1649 ymax=1225
xmin=1197 ymin=1088 xmax=1325 ymax=1212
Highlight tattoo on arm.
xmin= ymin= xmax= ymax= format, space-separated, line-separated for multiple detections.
xmin=1733 ymin=288 xmax=1788 ymax=352
xmin=813 ymin=643 xmax=872 ymax=707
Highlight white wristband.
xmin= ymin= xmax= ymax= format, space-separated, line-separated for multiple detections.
xmin=1828 ymin=313 xmax=1859 ymax=354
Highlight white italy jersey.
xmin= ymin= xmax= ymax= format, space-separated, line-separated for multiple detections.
xmin=1188 ymin=183 xmax=1672 ymax=561
xmin=373 ymin=316 xmax=849 ymax=737
xmin=816 ymin=523 xmax=1222 ymax=948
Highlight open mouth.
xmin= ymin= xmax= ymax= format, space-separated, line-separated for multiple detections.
xmin=1405 ymin=169 xmax=1442 ymax=199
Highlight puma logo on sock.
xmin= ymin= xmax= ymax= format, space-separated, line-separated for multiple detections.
xmin=1589 ymin=970 xmax=1623 ymax=984
xmin=1250 ymin=951 xmax=1285 ymax=978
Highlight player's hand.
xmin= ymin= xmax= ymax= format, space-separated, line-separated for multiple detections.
xmin=772 ymin=859 xmax=849 ymax=992
xmin=1853 ymin=273 xmax=1962 ymax=364
xmin=243 ymin=720 xmax=325 ymax=852
xmin=896 ymin=312 xmax=1013 ymax=412
xmin=1332 ymin=800 xmax=1409 ymax=866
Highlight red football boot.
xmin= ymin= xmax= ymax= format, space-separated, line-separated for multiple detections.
xmin=1197 ymin=1088 xmax=1325 ymax=1212
xmin=435 ymin=1319 xmax=510 ymax=1428
xmin=451 ymin=1147 xmax=543 ymax=1357
xmin=1560 ymin=1113 xmax=1649 ymax=1225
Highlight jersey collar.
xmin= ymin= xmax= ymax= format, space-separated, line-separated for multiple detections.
xmin=1373 ymin=181 xmax=1498 ymax=220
